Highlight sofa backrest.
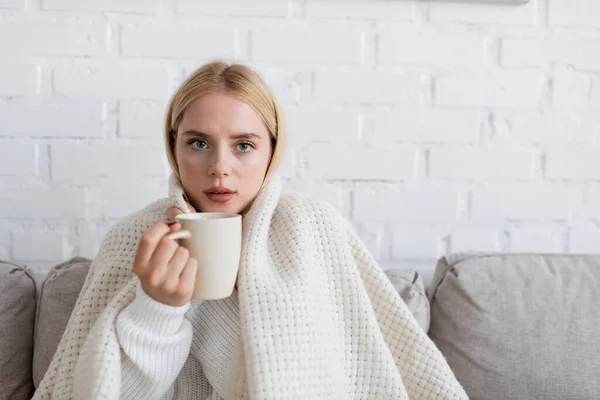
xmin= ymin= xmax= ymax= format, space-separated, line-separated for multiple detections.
xmin=3 ymin=256 xmax=430 ymax=396
xmin=0 ymin=261 xmax=36 ymax=400
xmin=427 ymin=253 xmax=600 ymax=400
xmin=32 ymin=257 xmax=92 ymax=388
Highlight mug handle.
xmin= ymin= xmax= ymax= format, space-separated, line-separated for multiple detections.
xmin=165 ymin=230 xmax=192 ymax=240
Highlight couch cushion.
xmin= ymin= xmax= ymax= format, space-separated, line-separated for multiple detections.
xmin=0 ymin=261 xmax=37 ymax=400
xmin=384 ymin=269 xmax=429 ymax=332
xmin=428 ymin=253 xmax=600 ymax=400
xmin=32 ymin=257 xmax=91 ymax=388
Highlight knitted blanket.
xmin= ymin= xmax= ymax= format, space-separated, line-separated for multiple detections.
xmin=33 ymin=174 xmax=467 ymax=399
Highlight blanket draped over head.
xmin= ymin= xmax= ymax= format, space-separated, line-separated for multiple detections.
xmin=33 ymin=174 xmax=467 ymax=400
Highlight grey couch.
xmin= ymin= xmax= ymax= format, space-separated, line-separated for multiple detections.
xmin=2 ymin=253 xmax=599 ymax=400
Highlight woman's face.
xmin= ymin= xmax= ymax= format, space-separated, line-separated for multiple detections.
xmin=174 ymin=91 xmax=272 ymax=214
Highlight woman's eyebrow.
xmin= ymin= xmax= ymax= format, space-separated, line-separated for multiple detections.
xmin=182 ymin=130 xmax=210 ymax=138
xmin=182 ymin=130 xmax=262 ymax=140
xmin=231 ymin=133 xmax=262 ymax=140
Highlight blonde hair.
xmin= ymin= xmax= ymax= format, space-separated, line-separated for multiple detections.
xmin=164 ymin=61 xmax=287 ymax=187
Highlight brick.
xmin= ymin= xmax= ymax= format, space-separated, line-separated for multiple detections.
xmin=0 ymin=101 xmax=104 ymax=137
xmin=436 ymin=71 xmax=542 ymax=108
xmin=581 ymin=185 xmax=600 ymax=218
xmin=0 ymin=0 xmax=23 ymax=8
xmin=261 ymin=68 xmax=312 ymax=104
xmin=502 ymin=38 xmax=600 ymax=71
xmin=429 ymin=1 xmax=536 ymax=25
xmin=283 ymin=179 xmax=349 ymax=216
xmin=286 ymin=105 xmax=361 ymax=145
xmin=500 ymin=38 xmax=545 ymax=68
xmin=568 ymin=227 xmax=600 ymax=253
xmin=119 ymin=100 xmax=166 ymax=138
xmin=53 ymin=66 xmax=169 ymax=100
xmin=391 ymin=224 xmax=448 ymax=259
xmin=102 ymin=184 xmax=166 ymax=218
xmin=0 ymin=188 xmax=86 ymax=218
xmin=430 ymin=148 xmax=534 ymax=180
xmin=305 ymin=144 xmax=417 ymax=180
xmin=0 ymin=142 xmax=36 ymax=175
xmin=315 ymin=71 xmax=427 ymax=104
xmin=471 ymin=186 xmax=578 ymax=219
xmin=43 ymin=0 xmax=156 ymax=12
xmin=305 ymin=1 xmax=413 ymax=20
xmin=591 ymin=77 xmax=600 ymax=109
xmin=509 ymin=227 xmax=558 ymax=253
xmin=355 ymin=222 xmax=388 ymax=260
xmin=0 ymin=63 xmax=37 ymax=96
xmin=490 ymin=112 xmax=598 ymax=144
xmin=122 ymin=25 xmax=236 ymax=59
xmin=51 ymin=143 xmax=166 ymax=182
xmin=0 ymin=225 xmax=10 ymax=251
xmin=353 ymin=186 xmax=460 ymax=221
xmin=176 ymin=0 xmax=289 ymax=17
xmin=279 ymin=149 xmax=295 ymax=179
xmin=546 ymin=147 xmax=600 ymax=180
xmin=252 ymin=25 xmax=363 ymax=64
xmin=0 ymin=22 xmax=106 ymax=57
xmin=549 ymin=0 xmax=600 ymax=28
xmin=372 ymin=108 xmax=480 ymax=144
xmin=450 ymin=225 xmax=502 ymax=253
xmin=12 ymin=231 xmax=68 ymax=261
xmin=378 ymin=33 xmax=486 ymax=67
xmin=76 ymin=222 xmax=110 ymax=259
xmin=552 ymin=71 xmax=592 ymax=109
xmin=548 ymin=39 xmax=600 ymax=71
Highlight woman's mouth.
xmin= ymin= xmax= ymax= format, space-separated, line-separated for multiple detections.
xmin=204 ymin=187 xmax=236 ymax=203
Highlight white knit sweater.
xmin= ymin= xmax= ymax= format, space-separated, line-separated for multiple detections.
xmin=33 ymin=173 xmax=468 ymax=400
xmin=117 ymin=278 xmax=240 ymax=399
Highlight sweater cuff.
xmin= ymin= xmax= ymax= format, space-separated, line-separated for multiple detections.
xmin=123 ymin=279 xmax=191 ymax=336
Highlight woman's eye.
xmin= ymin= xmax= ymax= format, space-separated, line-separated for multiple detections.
xmin=189 ymin=139 xmax=207 ymax=149
xmin=237 ymin=142 xmax=253 ymax=152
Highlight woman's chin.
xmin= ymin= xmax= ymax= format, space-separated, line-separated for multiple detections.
xmin=198 ymin=202 xmax=243 ymax=215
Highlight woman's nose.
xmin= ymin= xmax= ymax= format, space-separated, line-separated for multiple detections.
xmin=207 ymin=149 xmax=231 ymax=177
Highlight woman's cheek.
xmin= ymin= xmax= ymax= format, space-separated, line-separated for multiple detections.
xmin=242 ymin=149 xmax=270 ymax=168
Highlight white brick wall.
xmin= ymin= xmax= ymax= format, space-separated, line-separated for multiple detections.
xmin=0 ymin=101 xmax=105 ymax=137
xmin=252 ymin=24 xmax=364 ymax=64
xmin=548 ymin=0 xmax=600 ymax=28
xmin=0 ymin=141 xmax=37 ymax=175
xmin=2 ymin=0 xmax=600 ymax=275
xmin=121 ymin=25 xmax=238 ymax=59
xmin=0 ymin=22 xmax=107 ymax=57
xmin=42 ymin=0 xmax=157 ymax=13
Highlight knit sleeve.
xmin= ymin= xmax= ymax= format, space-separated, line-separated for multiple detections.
xmin=116 ymin=278 xmax=193 ymax=400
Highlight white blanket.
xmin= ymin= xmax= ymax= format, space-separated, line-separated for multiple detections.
xmin=33 ymin=174 xmax=467 ymax=399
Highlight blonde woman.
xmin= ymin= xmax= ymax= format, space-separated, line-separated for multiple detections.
xmin=33 ymin=61 xmax=467 ymax=400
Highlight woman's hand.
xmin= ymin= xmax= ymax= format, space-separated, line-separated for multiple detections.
xmin=165 ymin=195 xmax=196 ymax=223
xmin=133 ymin=221 xmax=198 ymax=307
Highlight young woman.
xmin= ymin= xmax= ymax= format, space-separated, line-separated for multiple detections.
xmin=34 ymin=61 xmax=467 ymax=400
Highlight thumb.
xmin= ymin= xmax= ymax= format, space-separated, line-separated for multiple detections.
xmin=165 ymin=206 xmax=184 ymax=223
xmin=165 ymin=196 xmax=196 ymax=223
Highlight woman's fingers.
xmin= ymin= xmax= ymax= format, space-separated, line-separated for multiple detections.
xmin=134 ymin=221 xmax=173 ymax=274
xmin=166 ymin=206 xmax=184 ymax=223
xmin=163 ymin=246 xmax=190 ymax=292
xmin=165 ymin=195 xmax=196 ymax=223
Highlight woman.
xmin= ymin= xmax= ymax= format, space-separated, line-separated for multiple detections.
xmin=33 ymin=61 xmax=467 ymax=400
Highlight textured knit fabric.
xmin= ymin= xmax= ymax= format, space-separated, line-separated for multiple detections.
xmin=117 ymin=278 xmax=241 ymax=400
xmin=33 ymin=173 xmax=467 ymax=400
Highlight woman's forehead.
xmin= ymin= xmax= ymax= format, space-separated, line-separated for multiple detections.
xmin=179 ymin=93 xmax=268 ymax=136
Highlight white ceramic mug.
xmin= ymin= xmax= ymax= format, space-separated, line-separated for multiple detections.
xmin=165 ymin=213 xmax=242 ymax=300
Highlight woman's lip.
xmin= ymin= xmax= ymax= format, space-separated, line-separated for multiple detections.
xmin=205 ymin=192 xmax=236 ymax=203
